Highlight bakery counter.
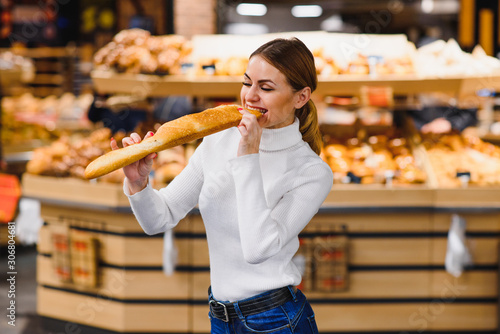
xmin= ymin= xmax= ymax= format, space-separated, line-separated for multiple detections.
xmin=23 ymin=175 xmax=499 ymax=333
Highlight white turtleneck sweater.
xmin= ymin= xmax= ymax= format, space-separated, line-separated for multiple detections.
xmin=124 ymin=118 xmax=333 ymax=302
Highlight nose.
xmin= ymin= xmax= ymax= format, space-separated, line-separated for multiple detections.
xmin=243 ymin=84 xmax=259 ymax=102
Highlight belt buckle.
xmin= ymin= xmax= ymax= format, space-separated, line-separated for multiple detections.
xmin=209 ymin=299 xmax=229 ymax=322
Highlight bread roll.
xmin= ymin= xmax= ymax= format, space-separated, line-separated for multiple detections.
xmin=84 ymin=104 xmax=261 ymax=179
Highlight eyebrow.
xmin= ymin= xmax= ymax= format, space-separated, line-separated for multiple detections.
xmin=244 ymin=73 xmax=275 ymax=85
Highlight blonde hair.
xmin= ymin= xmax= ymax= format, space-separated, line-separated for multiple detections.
xmin=250 ymin=38 xmax=323 ymax=155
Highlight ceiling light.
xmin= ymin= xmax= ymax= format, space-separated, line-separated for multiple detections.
xmin=321 ymin=14 xmax=343 ymax=31
xmin=225 ymin=23 xmax=269 ymax=35
xmin=291 ymin=5 xmax=323 ymax=18
xmin=236 ymin=3 xmax=267 ymax=17
xmin=421 ymin=0 xmax=434 ymax=13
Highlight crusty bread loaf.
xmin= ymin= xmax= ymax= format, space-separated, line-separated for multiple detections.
xmin=84 ymin=104 xmax=261 ymax=179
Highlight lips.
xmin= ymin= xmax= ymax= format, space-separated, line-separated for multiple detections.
xmin=246 ymin=105 xmax=268 ymax=114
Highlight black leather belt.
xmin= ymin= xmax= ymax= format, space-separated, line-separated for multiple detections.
xmin=209 ymin=286 xmax=295 ymax=322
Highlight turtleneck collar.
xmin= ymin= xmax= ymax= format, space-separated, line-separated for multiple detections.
xmin=259 ymin=117 xmax=303 ymax=152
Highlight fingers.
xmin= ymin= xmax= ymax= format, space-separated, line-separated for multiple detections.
xmin=237 ymin=108 xmax=259 ymax=133
xmin=131 ymin=132 xmax=142 ymax=143
xmin=110 ymin=137 xmax=119 ymax=150
xmin=237 ymin=108 xmax=262 ymax=156
xmin=121 ymin=131 xmax=155 ymax=148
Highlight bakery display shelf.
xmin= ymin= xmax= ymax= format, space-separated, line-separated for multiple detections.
xmin=21 ymin=174 xmax=500 ymax=213
xmin=3 ymin=140 xmax=52 ymax=155
xmin=0 ymin=47 xmax=78 ymax=59
xmin=317 ymin=74 xmax=500 ymax=99
xmin=91 ymin=70 xmax=243 ymax=98
xmin=22 ymin=173 xmax=130 ymax=210
xmin=91 ymin=70 xmax=500 ymax=99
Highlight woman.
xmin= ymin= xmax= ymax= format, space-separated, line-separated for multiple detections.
xmin=113 ymin=37 xmax=333 ymax=333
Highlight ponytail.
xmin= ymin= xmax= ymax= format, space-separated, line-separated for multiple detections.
xmin=296 ymin=100 xmax=323 ymax=155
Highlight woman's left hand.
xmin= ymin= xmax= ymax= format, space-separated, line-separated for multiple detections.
xmin=237 ymin=107 xmax=262 ymax=156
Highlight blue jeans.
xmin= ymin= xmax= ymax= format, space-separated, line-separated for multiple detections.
xmin=209 ymin=287 xmax=319 ymax=333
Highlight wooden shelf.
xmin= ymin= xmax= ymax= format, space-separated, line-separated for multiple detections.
xmin=91 ymin=70 xmax=500 ymax=99
xmin=91 ymin=71 xmax=242 ymax=98
xmin=317 ymin=74 xmax=500 ymax=99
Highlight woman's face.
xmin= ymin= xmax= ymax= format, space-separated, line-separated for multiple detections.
xmin=241 ymin=55 xmax=309 ymax=129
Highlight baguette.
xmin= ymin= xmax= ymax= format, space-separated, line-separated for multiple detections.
xmin=84 ymin=104 xmax=261 ymax=179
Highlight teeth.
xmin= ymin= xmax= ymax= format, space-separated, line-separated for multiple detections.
xmin=246 ymin=106 xmax=268 ymax=114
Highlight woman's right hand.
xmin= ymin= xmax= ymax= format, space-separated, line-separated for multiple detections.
xmin=111 ymin=131 xmax=157 ymax=194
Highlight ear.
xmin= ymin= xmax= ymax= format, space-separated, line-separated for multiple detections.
xmin=294 ymin=87 xmax=311 ymax=109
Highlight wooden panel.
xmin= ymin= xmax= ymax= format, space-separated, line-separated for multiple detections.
xmin=190 ymin=215 xmax=206 ymax=233
xmin=37 ymin=255 xmax=191 ymax=299
xmin=434 ymin=188 xmax=500 ymax=208
xmin=431 ymin=270 xmax=497 ymax=298
xmin=433 ymin=213 xmax=500 ymax=232
xmin=41 ymin=204 xmax=143 ymax=233
xmin=192 ymin=304 xmax=211 ymax=333
xmin=192 ymin=239 xmax=210 ymax=266
xmin=192 ymin=272 xmax=211 ymax=299
xmin=323 ymin=186 xmax=433 ymax=207
xmin=350 ymin=238 xmax=431 ymax=265
xmin=38 ymin=221 xmax=192 ymax=267
xmin=39 ymin=197 xmax=193 ymax=234
xmin=23 ymin=174 xmax=130 ymax=207
xmin=192 ymin=271 xmax=431 ymax=300
xmin=308 ymin=270 xmax=430 ymax=299
xmin=42 ymin=228 xmax=164 ymax=267
xmin=313 ymin=303 xmax=496 ymax=331
xmin=37 ymin=286 xmax=190 ymax=332
xmin=432 ymin=237 xmax=500 ymax=265
xmin=310 ymin=213 xmax=433 ymax=232
xmin=427 ymin=303 xmax=496 ymax=330
xmin=191 ymin=235 xmax=432 ymax=266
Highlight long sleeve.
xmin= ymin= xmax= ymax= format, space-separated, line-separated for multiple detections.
xmin=124 ymin=141 xmax=205 ymax=235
